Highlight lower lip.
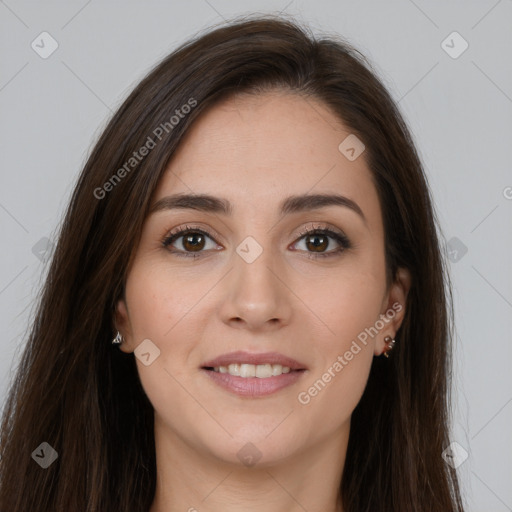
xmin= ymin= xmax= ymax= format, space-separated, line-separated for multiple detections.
xmin=201 ymin=368 xmax=305 ymax=397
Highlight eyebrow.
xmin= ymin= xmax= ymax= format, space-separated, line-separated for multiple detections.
xmin=150 ymin=193 xmax=366 ymax=224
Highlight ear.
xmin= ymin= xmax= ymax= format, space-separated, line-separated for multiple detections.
xmin=114 ymin=297 xmax=135 ymax=354
xmin=374 ymin=267 xmax=412 ymax=356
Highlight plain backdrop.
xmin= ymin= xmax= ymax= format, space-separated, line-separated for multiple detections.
xmin=1 ymin=1 xmax=511 ymax=510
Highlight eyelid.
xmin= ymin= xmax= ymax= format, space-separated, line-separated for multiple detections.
xmin=163 ymin=221 xmax=346 ymax=242
xmin=293 ymin=221 xmax=347 ymax=240
xmin=291 ymin=222 xmax=351 ymax=258
xmin=163 ymin=223 xmax=223 ymax=244
xmin=162 ymin=224 xmax=221 ymax=250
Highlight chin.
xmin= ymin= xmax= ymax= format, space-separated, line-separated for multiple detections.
xmin=201 ymin=426 xmax=305 ymax=468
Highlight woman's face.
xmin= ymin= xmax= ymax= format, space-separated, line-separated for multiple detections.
xmin=116 ymin=91 xmax=410 ymax=467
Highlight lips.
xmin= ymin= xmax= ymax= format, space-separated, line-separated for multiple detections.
xmin=201 ymin=350 xmax=307 ymax=371
xmin=201 ymin=351 xmax=307 ymax=397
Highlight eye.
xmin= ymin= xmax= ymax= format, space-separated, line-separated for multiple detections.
xmin=162 ymin=223 xmax=351 ymax=260
xmin=291 ymin=224 xmax=351 ymax=259
xmin=162 ymin=225 xmax=220 ymax=258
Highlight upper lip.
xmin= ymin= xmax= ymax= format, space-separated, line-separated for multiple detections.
xmin=202 ymin=351 xmax=307 ymax=370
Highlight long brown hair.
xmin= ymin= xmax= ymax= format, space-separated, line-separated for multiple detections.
xmin=0 ymin=14 xmax=464 ymax=511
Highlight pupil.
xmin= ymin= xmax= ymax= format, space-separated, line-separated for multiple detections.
xmin=308 ymin=235 xmax=327 ymax=251
xmin=184 ymin=233 xmax=204 ymax=251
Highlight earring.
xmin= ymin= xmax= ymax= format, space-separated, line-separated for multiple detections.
xmin=112 ymin=331 xmax=123 ymax=345
xmin=382 ymin=335 xmax=395 ymax=358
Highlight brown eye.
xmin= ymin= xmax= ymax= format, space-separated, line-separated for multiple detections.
xmin=304 ymin=233 xmax=329 ymax=252
xmin=181 ymin=232 xmax=206 ymax=252
xmin=292 ymin=227 xmax=351 ymax=259
xmin=162 ymin=227 xmax=219 ymax=258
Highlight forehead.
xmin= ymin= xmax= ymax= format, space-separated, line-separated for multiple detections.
xmin=154 ymin=91 xmax=381 ymax=227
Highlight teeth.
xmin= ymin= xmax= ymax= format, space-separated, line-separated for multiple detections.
xmin=212 ymin=363 xmax=293 ymax=378
xmin=240 ymin=363 xmax=255 ymax=378
xmin=271 ymin=364 xmax=283 ymax=376
xmin=228 ymin=363 xmax=240 ymax=376
xmin=255 ymin=364 xmax=272 ymax=378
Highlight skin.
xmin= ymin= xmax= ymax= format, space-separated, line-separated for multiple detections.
xmin=116 ymin=91 xmax=411 ymax=512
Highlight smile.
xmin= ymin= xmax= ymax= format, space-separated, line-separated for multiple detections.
xmin=210 ymin=363 xmax=291 ymax=378
xmin=201 ymin=350 xmax=307 ymax=397
xmin=202 ymin=367 xmax=307 ymax=397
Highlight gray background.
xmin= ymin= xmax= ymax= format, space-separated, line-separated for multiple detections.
xmin=1 ymin=1 xmax=511 ymax=510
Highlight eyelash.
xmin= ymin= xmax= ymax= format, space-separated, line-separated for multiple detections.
xmin=162 ymin=223 xmax=351 ymax=260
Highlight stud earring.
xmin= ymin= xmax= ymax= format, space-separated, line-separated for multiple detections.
xmin=382 ymin=335 xmax=395 ymax=358
xmin=112 ymin=331 xmax=123 ymax=345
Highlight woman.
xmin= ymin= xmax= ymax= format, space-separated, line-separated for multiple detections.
xmin=0 ymin=15 xmax=465 ymax=512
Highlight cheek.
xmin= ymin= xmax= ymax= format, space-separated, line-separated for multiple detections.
xmin=124 ymin=261 xmax=225 ymax=395
xmin=299 ymin=344 xmax=374 ymax=426
xmin=296 ymin=305 xmax=376 ymax=427
xmin=124 ymin=261 xmax=213 ymax=340
xmin=294 ymin=322 xmax=375 ymax=444
xmin=293 ymin=268 xmax=383 ymax=417
xmin=123 ymin=264 xmax=210 ymax=425
xmin=299 ymin=263 xmax=385 ymax=345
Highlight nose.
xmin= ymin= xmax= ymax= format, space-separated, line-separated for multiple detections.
xmin=218 ymin=240 xmax=293 ymax=332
